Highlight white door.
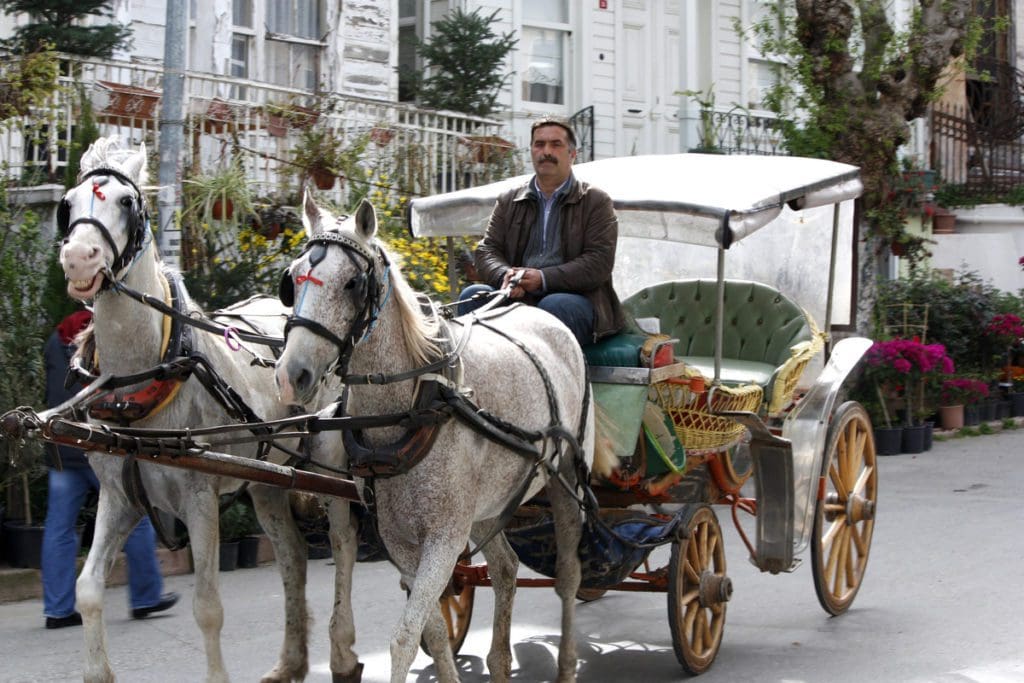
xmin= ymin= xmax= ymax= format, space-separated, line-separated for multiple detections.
xmin=617 ymin=0 xmax=681 ymax=156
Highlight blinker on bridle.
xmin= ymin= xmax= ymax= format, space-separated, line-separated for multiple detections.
xmin=58 ymin=167 xmax=149 ymax=277
xmin=279 ymin=230 xmax=389 ymax=377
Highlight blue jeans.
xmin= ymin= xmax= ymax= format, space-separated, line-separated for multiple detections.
xmin=42 ymin=466 xmax=164 ymax=618
xmin=458 ymin=284 xmax=596 ymax=345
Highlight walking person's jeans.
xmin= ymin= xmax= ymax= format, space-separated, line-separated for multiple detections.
xmin=42 ymin=466 xmax=164 ymax=618
xmin=457 ymin=284 xmax=596 ymax=346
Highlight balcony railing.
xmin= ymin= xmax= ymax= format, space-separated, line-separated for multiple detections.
xmin=1 ymin=54 xmax=515 ymax=202
xmin=932 ymin=102 xmax=1024 ymax=197
xmin=698 ymin=108 xmax=787 ymax=156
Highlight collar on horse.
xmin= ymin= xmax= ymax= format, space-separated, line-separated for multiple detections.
xmin=87 ymin=271 xmax=192 ymax=423
xmin=58 ymin=167 xmax=150 ymax=280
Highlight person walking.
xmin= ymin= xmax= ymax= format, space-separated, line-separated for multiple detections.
xmin=458 ymin=116 xmax=625 ymax=345
xmin=41 ymin=310 xmax=179 ymax=629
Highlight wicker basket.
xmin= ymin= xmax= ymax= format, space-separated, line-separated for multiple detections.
xmin=651 ymin=380 xmax=763 ymax=451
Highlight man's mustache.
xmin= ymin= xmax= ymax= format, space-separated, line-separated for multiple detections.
xmin=538 ymin=155 xmax=557 ymax=164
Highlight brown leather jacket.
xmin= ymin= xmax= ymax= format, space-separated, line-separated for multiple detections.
xmin=475 ymin=174 xmax=625 ymax=341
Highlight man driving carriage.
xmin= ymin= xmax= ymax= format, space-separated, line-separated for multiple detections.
xmin=458 ymin=116 xmax=626 ymax=345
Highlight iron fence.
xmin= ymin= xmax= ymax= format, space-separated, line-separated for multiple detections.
xmin=931 ymin=102 xmax=1024 ymax=195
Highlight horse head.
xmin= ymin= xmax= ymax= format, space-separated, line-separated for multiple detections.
xmin=59 ymin=135 xmax=150 ymax=301
xmin=276 ymin=191 xmax=384 ymax=405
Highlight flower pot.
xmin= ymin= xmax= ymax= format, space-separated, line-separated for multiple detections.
xmin=306 ymin=532 xmax=332 ymax=560
xmin=237 ymin=535 xmax=261 ymax=568
xmin=923 ymin=421 xmax=934 ymax=451
xmin=964 ymin=404 xmax=980 ymax=426
xmin=874 ymin=426 xmax=903 ymax=455
xmin=310 ymin=167 xmax=336 ymax=190
xmin=1011 ymin=392 xmax=1024 ymax=417
xmin=2 ymin=520 xmax=44 ymax=569
xmin=219 ymin=540 xmax=240 ymax=571
xmin=266 ymin=115 xmax=288 ymax=137
xmin=996 ymin=400 xmax=1012 ymax=420
xmin=978 ymin=400 xmax=998 ymax=422
xmin=931 ymin=212 xmax=956 ymax=234
xmin=901 ymin=424 xmax=927 ymax=454
xmin=939 ymin=404 xmax=964 ymax=430
xmin=211 ymin=198 xmax=234 ymax=220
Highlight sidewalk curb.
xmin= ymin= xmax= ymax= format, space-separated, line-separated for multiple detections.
xmin=0 ymin=535 xmax=277 ymax=605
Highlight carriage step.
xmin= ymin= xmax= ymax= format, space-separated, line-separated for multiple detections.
xmin=719 ymin=411 xmax=796 ymax=574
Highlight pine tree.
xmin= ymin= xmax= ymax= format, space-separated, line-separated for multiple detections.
xmin=399 ymin=8 xmax=516 ymax=118
xmin=0 ymin=0 xmax=133 ymax=58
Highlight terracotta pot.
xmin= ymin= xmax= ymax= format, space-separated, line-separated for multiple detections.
xmin=310 ymin=167 xmax=336 ymax=190
xmin=938 ymin=404 xmax=964 ymax=430
xmin=890 ymin=240 xmax=906 ymax=256
xmin=932 ymin=212 xmax=956 ymax=234
xmin=211 ymin=198 xmax=234 ymax=220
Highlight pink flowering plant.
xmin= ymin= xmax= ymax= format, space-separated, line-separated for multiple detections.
xmin=939 ymin=377 xmax=989 ymax=406
xmin=864 ymin=337 xmax=955 ymax=426
xmin=984 ymin=313 xmax=1024 ymax=348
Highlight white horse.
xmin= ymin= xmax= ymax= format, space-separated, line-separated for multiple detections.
xmin=275 ymin=194 xmax=593 ymax=682
xmin=58 ymin=137 xmax=361 ymax=683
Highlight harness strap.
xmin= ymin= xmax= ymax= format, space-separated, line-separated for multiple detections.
xmin=121 ymin=454 xmax=188 ymax=550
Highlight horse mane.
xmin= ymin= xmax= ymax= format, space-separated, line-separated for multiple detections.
xmin=79 ymin=135 xmax=148 ymax=186
xmin=378 ymin=241 xmax=442 ymax=366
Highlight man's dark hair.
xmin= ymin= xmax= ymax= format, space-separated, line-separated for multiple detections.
xmin=530 ymin=116 xmax=577 ymax=149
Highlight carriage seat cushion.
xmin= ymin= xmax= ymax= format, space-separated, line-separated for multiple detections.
xmin=582 ymin=333 xmax=674 ymax=368
xmin=582 ymin=334 xmax=650 ymax=367
xmin=622 ymin=279 xmax=814 ymax=392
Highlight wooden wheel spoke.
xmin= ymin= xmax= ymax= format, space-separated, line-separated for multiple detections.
xmin=831 ymin=525 xmax=850 ymax=595
xmin=684 ymin=562 xmax=701 ymax=584
xmin=850 ymin=522 xmax=867 ymax=557
xmin=828 ymin=461 xmax=846 ymax=500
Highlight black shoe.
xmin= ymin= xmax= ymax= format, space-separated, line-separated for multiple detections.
xmin=45 ymin=612 xmax=83 ymax=629
xmin=131 ymin=592 xmax=179 ymax=620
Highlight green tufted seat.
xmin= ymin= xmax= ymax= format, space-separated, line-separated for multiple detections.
xmin=623 ymin=279 xmax=823 ymax=415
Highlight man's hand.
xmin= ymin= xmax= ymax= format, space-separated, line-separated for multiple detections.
xmin=501 ymin=268 xmax=542 ymax=299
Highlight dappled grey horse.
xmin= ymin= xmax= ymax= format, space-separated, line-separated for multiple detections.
xmin=58 ymin=136 xmax=360 ymax=683
xmin=276 ymin=193 xmax=593 ymax=682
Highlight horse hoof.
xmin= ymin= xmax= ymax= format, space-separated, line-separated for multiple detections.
xmin=332 ymin=662 xmax=364 ymax=683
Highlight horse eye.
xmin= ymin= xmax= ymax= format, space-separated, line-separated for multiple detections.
xmin=119 ymin=196 xmax=132 ymax=207
xmin=344 ymin=279 xmax=358 ymax=290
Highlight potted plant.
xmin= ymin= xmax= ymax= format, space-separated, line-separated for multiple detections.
xmin=183 ymin=158 xmax=257 ymax=225
xmin=941 ymin=377 xmax=989 ymax=426
xmin=262 ymin=100 xmax=320 ymax=137
xmin=863 ymin=337 xmax=954 ymax=454
xmin=292 ymin=126 xmax=364 ymax=191
xmin=218 ymin=498 xmax=261 ymax=571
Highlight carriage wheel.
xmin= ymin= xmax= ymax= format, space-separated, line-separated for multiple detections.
xmin=667 ymin=504 xmax=731 ymax=675
xmin=812 ymin=401 xmax=878 ymax=616
xmin=415 ymin=557 xmax=476 ymax=657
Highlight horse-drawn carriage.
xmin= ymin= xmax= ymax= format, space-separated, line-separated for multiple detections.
xmin=406 ymin=152 xmax=877 ymax=674
xmin=2 ymin=144 xmax=876 ymax=681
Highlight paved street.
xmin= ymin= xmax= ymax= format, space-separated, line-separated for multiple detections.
xmin=2 ymin=429 xmax=1023 ymax=682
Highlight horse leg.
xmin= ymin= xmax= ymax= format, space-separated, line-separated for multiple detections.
xmin=547 ymin=468 xmax=585 ymax=683
xmin=324 ymin=496 xmax=361 ymax=683
xmin=183 ymin=492 xmax=231 ymax=683
xmin=470 ymin=521 xmax=518 ymax=683
xmin=77 ymin=487 xmax=141 ymax=683
xmin=388 ymin=538 xmax=463 ymax=683
xmin=249 ymin=486 xmax=312 ymax=683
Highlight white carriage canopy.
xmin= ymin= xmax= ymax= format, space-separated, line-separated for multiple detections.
xmin=408 ymin=153 xmax=863 ymax=248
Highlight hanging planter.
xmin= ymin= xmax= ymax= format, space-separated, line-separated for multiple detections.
xmin=310 ymin=167 xmax=337 ymax=190
xmin=931 ymin=208 xmax=957 ymax=234
xmin=211 ymin=198 xmax=234 ymax=220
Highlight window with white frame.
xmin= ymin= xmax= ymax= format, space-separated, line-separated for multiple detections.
xmin=265 ymin=0 xmax=323 ymax=91
xmin=521 ymin=0 xmax=569 ymax=105
xmin=745 ymin=0 xmax=782 ymax=110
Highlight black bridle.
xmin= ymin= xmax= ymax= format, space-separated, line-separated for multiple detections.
xmin=279 ymin=230 xmax=389 ymax=379
xmin=58 ymin=167 xmax=150 ymax=279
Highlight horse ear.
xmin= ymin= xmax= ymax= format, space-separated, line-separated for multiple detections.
xmin=301 ymin=188 xmax=321 ymax=238
xmin=354 ymin=198 xmax=377 ymax=240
